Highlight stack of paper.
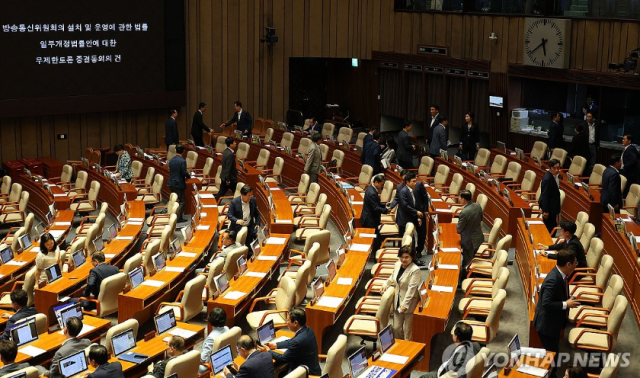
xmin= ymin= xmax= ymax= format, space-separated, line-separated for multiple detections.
xmin=141 ymin=280 xmax=165 ymax=287
xmin=179 ymin=252 xmax=197 ymax=258
xmin=165 ymin=267 xmax=185 ymax=273
xmin=223 ymin=291 xmax=246 ymax=300
xmin=169 ymin=328 xmax=197 ymax=338
xmin=317 ymin=296 xmax=343 ymax=308
xmin=258 ymin=255 xmax=277 ymax=261
xmin=517 ymin=364 xmax=549 ymax=377
xmin=246 ymin=272 xmax=267 ymax=278
xmin=431 ymin=285 xmax=454 ymax=293
xmin=337 ymin=278 xmax=353 ymax=286
xmin=349 ymin=243 xmax=370 ymax=252
xmin=18 ymin=345 xmax=46 ymax=357
xmin=266 ymin=237 xmax=287 ymax=245
xmin=379 ymin=354 xmax=409 ymax=364
xmin=440 ymin=247 xmax=461 ymax=253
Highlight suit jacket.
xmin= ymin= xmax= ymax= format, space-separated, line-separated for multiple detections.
xmin=429 ymin=124 xmax=447 ymax=156
xmin=459 ymin=124 xmax=479 ymax=151
xmin=227 ymin=350 xmax=274 ymax=378
xmin=305 ymin=122 xmax=322 ymax=135
xmin=191 ymin=110 xmax=210 ymax=139
xmin=547 ymin=235 xmax=587 ymax=269
xmin=533 ymin=267 xmax=569 ymax=338
xmin=548 ymin=121 xmax=564 ymax=150
xmin=569 ymin=132 xmax=589 ymax=159
xmin=397 ymin=185 xmax=419 ymax=228
xmin=88 ymin=362 xmax=124 ymax=378
xmin=427 ymin=113 xmax=444 ymax=144
xmin=622 ymin=144 xmax=640 ymax=184
xmin=361 ymin=141 xmax=381 ymax=174
xmin=2 ymin=306 xmax=38 ymax=340
xmin=360 ymin=185 xmax=388 ymax=228
xmin=386 ymin=261 xmax=421 ymax=311
xmin=271 ymin=326 xmax=321 ymax=375
xmin=165 ymin=117 xmax=179 ymax=146
xmin=389 ymin=183 xmax=404 ymax=209
xmin=167 ymin=155 xmax=190 ymax=190
xmin=539 ymin=171 xmax=561 ymax=215
xmin=221 ymin=148 xmax=237 ymax=182
xmin=396 ymin=130 xmax=413 ymax=163
xmin=225 ymin=110 xmax=253 ymax=134
xmin=601 ymin=166 xmax=622 ymax=210
xmin=436 ymin=341 xmax=482 ymax=378
xmin=363 ymin=133 xmax=374 ymax=146
xmin=413 ymin=181 xmax=430 ymax=213
xmin=83 ymin=263 xmax=119 ymax=299
xmin=457 ymin=202 xmax=484 ymax=253
xmin=585 ymin=122 xmax=600 ymax=148
xmin=0 ymin=362 xmax=30 ymax=376
xmin=304 ymin=143 xmax=322 ymax=175
xmin=49 ymin=338 xmax=92 ymax=378
xmin=228 ymin=197 xmax=261 ymax=233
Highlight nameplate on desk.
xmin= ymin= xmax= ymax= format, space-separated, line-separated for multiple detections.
xmin=53 ymin=193 xmax=68 ymax=197
xmin=352 ymin=201 xmax=363 ymax=205
xmin=349 ymin=243 xmax=370 ymax=252
xmin=438 ymin=264 xmax=458 ymax=270
xmin=246 ymin=272 xmax=267 ymax=278
xmin=165 ymin=267 xmax=185 ymax=273
xmin=141 ymin=280 xmax=164 ymax=287
xmin=379 ymin=353 xmax=410 ymax=364
xmin=431 ymin=285 xmax=454 ymax=293
xmin=197 ymin=225 xmax=210 ymax=231
xmin=274 ymin=220 xmax=292 ymax=224
xmin=337 ymin=277 xmax=353 ymax=286
xmin=179 ymin=252 xmax=197 ymax=258
xmin=104 ymin=254 xmax=115 ymax=259
xmin=223 ymin=291 xmax=246 ymax=300
xmin=528 ymin=220 xmax=544 ymax=225
xmin=440 ymin=247 xmax=460 ymax=253
xmin=435 ymin=208 xmax=452 ymax=213
xmin=116 ymin=236 xmax=134 ymax=240
xmin=257 ymin=255 xmax=278 ymax=261
xmin=168 ymin=327 xmax=197 ymax=338
xmin=200 ymin=193 xmax=215 ymax=199
xmin=18 ymin=345 xmax=46 ymax=357
xmin=266 ymin=237 xmax=287 ymax=245
xmin=359 ymin=233 xmax=376 ymax=238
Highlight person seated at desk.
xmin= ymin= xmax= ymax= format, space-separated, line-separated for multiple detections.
xmin=199 ymin=308 xmax=230 ymax=374
xmin=46 ymin=316 xmax=92 ymax=378
xmin=228 ymin=185 xmax=261 ymax=258
xmin=0 ymin=340 xmax=30 ymax=376
xmin=419 ymin=322 xmax=480 ymax=378
xmin=258 ymin=307 xmax=322 ymax=376
xmin=564 ymin=366 xmax=588 ymax=378
xmin=81 ymin=345 xmax=124 ymax=378
xmin=79 ymin=252 xmax=120 ymax=311
xmin=113 ymin=144 xmax=133 ymax=181
xmin=148 ymin=336 xmax=186 ymax=378
xmin=536 ymin=221 xmax=587 ymax=270
xmin=303 ymin=117 xmax=322 ymax=136
xmin=35 ymin=232 xmax=61 ymax=287
xmin=224 ymin=335 xmax=274 ymax=378
xmin=196 ymin=231 xmax=240 ymax=274
xmin=1 ymin=289 xmax=37 ymax=340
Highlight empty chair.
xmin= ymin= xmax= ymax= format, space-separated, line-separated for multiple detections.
xmin=337 ymin=127 xmax=353 ymax=145
xmin=293 ymin=193 xmax=326 ymax=220
xmin=0 ymin=191 xmax=29 ymax=224
xmin=441 ymin=173 xmax=464 ymax=203
xmin=459 ymin=267 xmax=510 ymax=314
xmin=549 ymin=148 xmax=568 ymax=166
xmin=409 ymin=156 xmax=435 ymax=180
xmin=466 ymin=235 xmax=512 ymax=276
xmin=511 ymin=170 xmax=537 ymax=200
xmin=0 ymin=176 xmax=11 ymax=197
xmin=530 ymin=141 xmax=548 ymax=161
xmin=589 ymin=164 xmax=606 ymax=187
xmin=471 ymin=148 xmax=491 ymax=168
xmin=345 ymin=165 xmax=373 ymax=191
xmin=285 ymin=174 xmax=310 ymax=199
xmin=322 ymin=123 xmax=335 ymax=138
xmin=574 ymin=211 xmax=590 ymax=238
xmin=246 ymin=148 xmax=270 ymax=171
xmin=570 ymin=237 xmax=604 ymax=283
xmin=327 ymin=149 xmax=345 ymax=174
xmin=246 ymin=276 xmax=296 ymax=329
xmin=215 ymin=136 xmax=227 ymax=152
xmin=430 ymin=164 xmax=450 ymax=191
xmin=263 ymin=127 xmax=275 ymax=144
xmin=297 ymin=138 xmax=312 ymax=156
xmin=566 ymin=155 xmax=588 ymax=178
xmin=475 ymin=218 xmax=503 ymax=257
xmin=136 ymin=174 xmax=163 ymax=205
xmin=380 ymin=181 xmax=395 ymax=203
xmin=294 ymin=204 xmax=330 ymax=240
xmin=288 ymin=230 xmax=331 ymax=267
xmin=157 ymin=274 xmax=206 ymax=322
xmin=569 ymin=255 xmax=614 ymax=304
xmin=1 ymin=212 xmax=34 ymax=245
xmin=186 ymin=150 xmax=198 ymax=170
xmin=319 ymin=143 xmax=329 ymax=161
xmin=79 ymin=272 xmax=127 ymax=317
xmin=621 ymin=183 xmax=640 ymax=219
xmin=146 ymin=193 xmax=179 ymax=226
xmin=133 ymin=166 xmax=155 ymax=190
xmin=281 ymin=132 xmax=294 ymax=148
xmin=488 ymin=155 xmax=508 ymax=176
xmin=223 ymin=246 xmax=248 ymax=281
xmin=568 ymin=295 xmax=627 ymax=353
xmin=461 ymin=251 xmax=508 ymax=295
xmin=0 ymin=183 xmax=22 ymax=204
xmin=569 ymin=274 xmax=623 ymax=326
xmin=236 ymin=142 xmax=250 ymax=160
xmin=70 ymin=181 xmax=100 ymax=213
xmin=321 ymin=335 xmax=347 ymax=378
xmin=343 ymin=287 xmax=394 ymax=349
xmin=289 ymin=182 xmax=319 ymax=206
xmin=203 ymin=257 xmax=225 ymax=300
xmin=457 ymin=289 xmax=506 ymax=344
xmin=353 ymin=132 xmax=367 ymax=149
xmin=264 ymin=157 xmax=284 ymax=184
xmin=495 ymin=161 xmax=522 ymax=183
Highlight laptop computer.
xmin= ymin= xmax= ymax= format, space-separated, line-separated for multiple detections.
xmin=214 ymin=273 xmax=230 ymax=296
xmin=18 ymin=234 xmax=32 ymax=251
xmin=171 ymin=238 xmax=182 ymax=258
xmin=237 ymin=255 xmax=247 ymax=276
xmin=58 ymin=303 xmax=84 ymax=329
xmin=378 ymin=324 xmax=395 ymax=354
xmin=182 ymin=224 xmax=193 ymax=244
xmin=46 ymin=264 xmax=63 ymax=284
xmin=348 ymin=346 xmax=369 ymax=377
xmin=112 ymin=328 xmax=148 ymax=362
xmin=107 ymin=223 xmax=117 ymax=241
xmin=59 ymin=350 xmax=89 ymax=378
xmin=1 ymin=245 xmax=14 ymax=264
xmin=128 ymin=266 xmax=144 ymax=290
xmin=93 ymin=237 xmax=104 ymax=253
xmin=482 ymin=364 xmax=498 ymax=378
xmin=312 ymin=277 xmax=324 ymax=303
xmin=326 ymin=259 xmax=337 ymax=284
xmin=210 ymin=344 xmax=234 ymax=376
xmin=11 ymin=318 xmax=39 ymax=346
xmin=257 ymin=319 xmax=276 ymax=346
xmin=72 ymin=249 xmax=86 ymax=268
xmin=153 ymin=252 xmax=166 ymax=271
xmin=507 ymin=334 xmax=522 ymax=369
xmin=250 ymin=239 xmax=261 ymax=260
xmin=154 ymin=308 xmax=177 ymax=335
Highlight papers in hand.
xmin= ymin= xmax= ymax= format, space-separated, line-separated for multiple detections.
xmin=141 ymin=280 xmax=165 ymax=287
xmin=18 ymin=345 xmax=46 ymax=357
xmin=517 ymin=364 xmax=549 ymax=377
xmin=379 ymin=353 xmax=409 ymax=364
xmin=349 ymin=243 xmax=370 ymax=252
xmin=337 ymin=277 xmax=353 ymax=285
xmin=223 ymin=291 xmax=246 ymax=300
xmin=316 ymin=296 xmax=343 ymax=308
xmin=169 ymin=327 xmax=197 ymax=338
xmin=431 ymin=285 xmax=454 ymax=293
xmin=266 ymin=237 xmax=287 ymax=245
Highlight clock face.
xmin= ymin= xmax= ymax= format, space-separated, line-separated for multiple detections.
xmin=523 ymin=18 xmax=570 ymax=69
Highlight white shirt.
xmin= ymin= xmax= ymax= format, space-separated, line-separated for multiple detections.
xmin=238 ymin=110 xmax=242 ymax=120
xmin=557 ymin=266 xmax=568 ymax=310
xmin=622 ymin=145 xmax=631 ymax=169
xmin=242 ymin=200 xmax=250 ymax=223
xmin=588 ymin=123 xmax=596 ymax=144
xmin=430 ymin=113 xmax=440 ymax=127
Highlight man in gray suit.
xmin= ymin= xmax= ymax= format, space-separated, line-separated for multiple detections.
xmin=429 ymin=116 xmax=448 ymax=158
xmin=456 ymin=189 xmax=484 ymax=278
xmin=0 ymin=340 xmax=30 ymax=376
xmin=304 ymin=133 xmax=322 ymax=183
xmin=46 ymin=317 xmax=92 ymax=378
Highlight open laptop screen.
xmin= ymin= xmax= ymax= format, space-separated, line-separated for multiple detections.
xmin=129 ymin=266 xmax=144 ymax=289
xmin=348 ymin=346 xmax=368 ymax=378
xmin=72 ymin=249 xmax=86 ymax=268
xmin=11 ymin=319 xmax=38 ymax=347
xmin=18 ymin=234 xmax=32 ymax=251
xmin=214 ymin=273 xmax=230 ymax=295
xmin=112 ymin=328 xmax=137 ymax=356
xmin=59 ymin=303 xmax=84 ymax=329
xmin=108 ymin=223 xmax=118 ymax=240
xmin=1 ymin=246 xmax=14 ymax=264
xmin=210 ymin=344 xmax=234 ymax=375
xmin=257 ymin=319 xmax=276 ymax=345
xmin=378 ymin=324 xmax=395 ymax=354
xmin=237 ymin=255 xmax=247 ymax=275
xmin=154 ymin=309 xmax=177 ymax=335
xmin=93 ymin=237 xmax=104 ymax=253
xmin=59 ymin=350 xmax=89 ymax=378
xmin=153 ymin=252 xmax=166 ymax=271
xmin=46 ymin=264 xmax=63 ymax=284
xmin=507 ymin=334 xmax=521 ymax=369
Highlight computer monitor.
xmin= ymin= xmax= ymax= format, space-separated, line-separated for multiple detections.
xmin=250 ymin=239 xmax=261 ymax=259
xmin=237 ymin=255 xmax=247 ymax=276
xmin=18 ymin=234 xmax=32 ymax=251
xmin=378 ymin=324 xmax=395 ymax=354
xmin=210 ymin=344 xmax=234 ymax=375
xmin=0 ymin=246 xmax=14 ymax=264
xmin=257 ymin=319 xmax=276 ymax=345
xmin=312 ymin=277 xmax=324 ymax=301
xmin=214 ymin=273 xmax=230 ymax=295
xmin=59 ymin=350 xmax=89 ymax=378
xmin=154 ymin=309 xmax=177 ymax=335
xmin=72 ymin=249 xmax=86 ymax=268
xmin=182 ymin=224 xmax=193 ymax=243
xmin=507 ymin=334 xmax=521 ymax=369
xmin=45 ymin=264 xmax=63 ymax=284
xmin=111 ymin=328 xmax=137 ymax=356
xmin=171 ymin=238 xmax=182 ymax=257
xmin=11 ymin=319 xmax=38 ymax=346
xmin=107 ymin=223 xmax=117 ymax=240
xmin=93 ymin=237 xmax=104 ymax=253
xmin=326 ymin=259 xmax=336 ymax=283
xmin=489 ymin=95 xmax=504 ymax=108
xmin=128 ymin=266 xmax=144 ymax=290
xmin=482 ymin=364 xmax=498 ymax=378
xmin=46 ymin=211 xmax=54 ymax=225
xmin=153 ymin=252 xmax=166 ymax=271
xmin=348 ymin=346 xmax=369 ymax=378
xmin=497 ymin=141 xmax=506 ymax=153
xmin=58 ymin=303 xmax=83 ymax=329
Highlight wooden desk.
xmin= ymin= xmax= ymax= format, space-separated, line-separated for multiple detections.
xmin=498 ymin=353 xmax=555 ymax=378
xmin=207 ymin=234 xmax=290 ymax=328
xmin=76 ymin=165 xmax=138 ymax=216
xmin=18 ymin=174 xmax=70 ymax=218
xmin=370 ymin=339 xmax=426 ymax=378
xmin=306 ymin=229 xmax=375 ymax=352
xmin=36 ymin=157 xmax=64 ymax=179
xmin=413 ymin=223 xmax=461 ymax=371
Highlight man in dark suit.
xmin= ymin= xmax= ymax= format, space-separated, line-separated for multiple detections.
xmin=426 ymin=104 xmax=443 ymax=147
xmin=361 ymin=174 xmax=389 ymax=255
xmin=80 ymin=252 xmax=119 ymax=311
xmin=363 ymin=126 xmax=377 ymax=146
xmin=46 ymin=317 xmax=92 ymax=378
xmin=149 ymin=336 xmax=186 ymax=378
xmin=1 ymin=289 xmax=37 ymax=340
xmin=397 ymin=121 xmax=415 ymax=169
xmin=537 ymin=221 xmax=587 ymax=270
xmin=569 ymin=124 xmax=589 ymax=160
xmin=216 ymin=137 xmax=238 ymax=201
xmin=397 ymin=172 xmax=426 ymax=267
xmin=165 ymin=109 xmax=180 ymax=148
xmin=260 ymin=308 xmax=321 ymax=376
xmin=621 ymin=134 xmax=639 ymax=198
xmin=221 ymin=101 xmax=253 ymax=135
xmin=539 ymin=158 xmax=562 ymax=233
xmin=419 ymin=322 xmax=480 ymax=378
xmin=457 ymin=190 xmax=484 ymax=277
xmin=303 ymin=117 xmax=322 ymax=136
xmin=548 ymin=112 xmax=564 ymax=151
xmin=191 ymin=102 xmax=212 ymax=147
xmin=0 ymin=340 xmax=30 ymax=375
xmin=388 ymin=170 xmax=428 ymax=263
xmin=533 ymin=249 xmax=580 ymax=378
xmin=228 ymin=185 xmax=261 ymax=257
xmin=361 ymin=131 xmax=382 ymax=174
xmin=167 ymin=143 xmax=190 ymax=221
xmin=601 ymin=154 xmax=623 ymax=213
xmin=458 ymin=113 xmax=479 ymax=161
xmin=585 ymin=112 xmax=599 ymax=169
xmin=224 ymin=335 xmax=274 ymax=378
xmin=84 ymin=345 xmax=124 ymax=378
xmin=429 ymin=116 xmax=448 ymax=159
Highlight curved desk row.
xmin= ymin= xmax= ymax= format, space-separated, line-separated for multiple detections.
xmin=76 ymin=165 xmax=139 ymax=217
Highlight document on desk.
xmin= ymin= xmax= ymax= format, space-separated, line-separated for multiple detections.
xmin=266 ymin=237 xmax=287 ymax=245
xmin=275 ymin=219 xmax=292 ymax=224
xmin=528 ymin=220 xmax=544 ymax=225
xmin=359 ymin=233 xmax=376 ymax=238
xmin=431 ymin=285 xmax=454 ymax=293
xmin=440 ymin=247 xmax=461 ymax=253
xmin=169 ymin=327 xmax=197 ymax=339
xmin=200 ymin=213 xmax=208 ymax=217
xmin=104 ymin=254 xmax=115 ymax=259
xmin=272 ymin=336 xmax=291 ymax=352
xmin=258 ymin=255 xmax=278 ymax=261
xmin=55 ymin=222 xmax=71 ymax=226
xmin=116 ymin=236 xmax=134 ymax=240
xmin=317 ymin=296 xmax=343 ymax=308
xmin=349 ymin=243 xmax=370 ymax=252
xmin=337 ymin=277 xmax=353 ymax=285
xmin=438 ymin=264 xmax=458 ymax=270
xmin=202 ymin=205 xmax=216 ymax=208
xmin=127 ymin=221 xmax=143 ymax=226
xmin=5 ymin=260 xmax=26 ymax=266
xmin=517 ymin=364 xmax=549 ymax=377
xmin=352 ymin=201 xmax=363 ymax=205
xmin=223 ymin=291 xmax=246 ymax=300
xmin=165 ymin=267 xmax=185 ymax=273
xmin=623 ymin=217 xmax=634 ymax=222
xmin=179 ymin=252 xmax=197 ymax=258
xmin=379 ymin=353 xmax=409 ymax=364
xmin=436 ymin=208 xmax=452 ymax=213
xmin=18 ymin=345 xmax=46 ymax=357
xmin=28 ymin=247 xmax=40 ymax=253
xmin=199 ymin=193 xmax=215 ymax=198
xmin=141 ymin=280 xmax=165 ymax=287
xmin=129 ymin=218 xmax=144 ymax=222
xmin=521 ymin=347 xmax=547 ymax=358
xmin=197 ymin=225 xmax=210 ymax=231
xmin=246 ymin=272 xmax=267 ymax=278
xmin=431 ymin=198 xmax=443 ymax=202
xmin=53 ymin=193 xmax=68 ymax=197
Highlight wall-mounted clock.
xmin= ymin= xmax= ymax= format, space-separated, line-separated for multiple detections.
xmin=523 ymin=18 xmax=572 ymax=69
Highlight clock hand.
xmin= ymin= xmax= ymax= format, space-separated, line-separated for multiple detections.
xmin=542 ymin=38 xmax=548 ymax=56
xmin=529 ymin=39 xmax=545 ymax=54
